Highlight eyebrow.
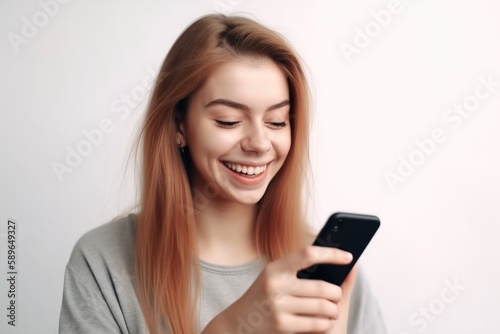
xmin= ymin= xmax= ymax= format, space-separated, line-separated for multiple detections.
xmin=204 ymin=98 xmax=290 ymax=112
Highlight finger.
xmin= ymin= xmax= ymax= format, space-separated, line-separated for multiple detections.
xmin=340 ymin=265 xmax=357 ymax=297
xmin=289 ymin=278 xmax=343 ymax=303
xmin=276 ymin=312 xmax=335 ymax=333
xmin=278 ymin=295 xmax=340 ymax=319
xmin=326 ymin=266 xmax=357 ymax=334
xmin=278 ymin=246 xmax=353 ymax=274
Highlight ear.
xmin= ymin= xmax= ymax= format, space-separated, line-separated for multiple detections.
xmin=176 ymin=122 xmax=186 ymax=147
xmin=174 ymin=98 xmax=189 ymax=147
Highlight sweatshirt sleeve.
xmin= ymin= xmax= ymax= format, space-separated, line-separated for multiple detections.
xmin=59 ymin=263 xmax=121 ymax=334
xmin=348 ymin=268 xmax=388 ymax=334
xmin=58 ymin=216 xmax=149 ymax=334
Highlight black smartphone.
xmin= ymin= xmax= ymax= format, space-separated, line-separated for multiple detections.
xmin=296 ymin=212 xmax=380 ymax=286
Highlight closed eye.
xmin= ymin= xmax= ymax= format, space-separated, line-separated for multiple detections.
xmin=215 ymin=120 xmax=240 ymax=128
xmin=267 ymin=122 xmax=287 ymax=128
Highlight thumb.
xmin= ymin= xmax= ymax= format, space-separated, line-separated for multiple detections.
xmin=340 ymin=265 xmax=357 ymax=303
xmin=327 ymin=266 xmax=357 ymax=334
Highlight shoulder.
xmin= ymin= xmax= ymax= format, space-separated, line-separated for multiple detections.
xmin=67 ymin=213 xmax=138 ymax=281
xmin=349 ymin=267 xmax=388 ymax=333
xmin=72 ymin=212 xmax=137 ymax=252
xmin=60 ymin=213 xmax=148 ymax=333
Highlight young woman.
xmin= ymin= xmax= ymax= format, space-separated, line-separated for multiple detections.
xmin=59 ymin=14 xmax=387 ymax=334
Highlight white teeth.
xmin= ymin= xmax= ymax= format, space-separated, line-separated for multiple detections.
xmin=223 ymin=162 xmax=267 ymax=175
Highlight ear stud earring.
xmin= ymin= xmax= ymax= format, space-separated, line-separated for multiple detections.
xmin=177 ymin=141 xmax=184 ymax=154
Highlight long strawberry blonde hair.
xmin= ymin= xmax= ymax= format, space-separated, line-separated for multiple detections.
xmin=134 ymin=13 xmax=314 ymax=333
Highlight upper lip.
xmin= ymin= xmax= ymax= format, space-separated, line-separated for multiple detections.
xmin=222 ymin=160 xmax=270 ymax=167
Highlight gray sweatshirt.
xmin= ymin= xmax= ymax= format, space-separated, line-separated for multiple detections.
xmin=59 ymin=214 xmax=387 ymax=333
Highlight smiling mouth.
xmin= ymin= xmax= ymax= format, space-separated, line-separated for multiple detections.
xmin=222 ymin=161 xmax=267 ymax=176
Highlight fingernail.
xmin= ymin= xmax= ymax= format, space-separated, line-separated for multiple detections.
xmin=345 ymin=252 xmax=353 ymax=261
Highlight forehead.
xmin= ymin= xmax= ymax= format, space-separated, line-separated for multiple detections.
xmin=193 ymin=58 xmax=289 ymax=108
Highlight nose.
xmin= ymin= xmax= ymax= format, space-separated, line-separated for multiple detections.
xmin=241 ymin=123 xmax=271 ymax=154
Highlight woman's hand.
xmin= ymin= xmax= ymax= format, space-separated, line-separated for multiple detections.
xmin=203 ymin=246 xmax=354 ymax=334
xmin=305 ymin=266 xmax=357 ymax=334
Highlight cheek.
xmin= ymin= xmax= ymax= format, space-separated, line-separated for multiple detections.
xmin=187 ymin=121 xmax=238 ymax=157
xmin=276 ymin=129 xmax=292 ymax=158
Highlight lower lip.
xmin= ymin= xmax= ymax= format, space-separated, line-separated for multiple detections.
xmin=222 ymin=162 xmax=269 ymax=186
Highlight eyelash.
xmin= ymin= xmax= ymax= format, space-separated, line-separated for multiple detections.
xmin=216 ymin=120 xmax=239 ymax=128
xmin=215 ymin=120 xmax=287 ymax=128
xmin=269 ymin=122 xmax=287 ymax=128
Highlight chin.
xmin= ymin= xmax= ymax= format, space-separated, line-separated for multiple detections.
xmin=224 ymin=187 xmax=267 ymax=205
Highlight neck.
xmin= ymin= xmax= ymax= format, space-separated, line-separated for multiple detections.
xmin=194 ymin=199 xmax=259 ymax=266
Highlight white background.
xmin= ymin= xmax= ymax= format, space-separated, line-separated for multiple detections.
xmin=1 ymin=0 xmax=499 ymax=333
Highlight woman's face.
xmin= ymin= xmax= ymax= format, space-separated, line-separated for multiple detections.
xmin=179 ymin=58 xmax=291 ymax=205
